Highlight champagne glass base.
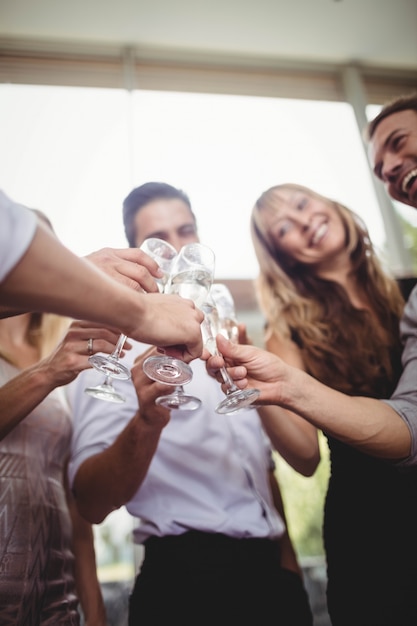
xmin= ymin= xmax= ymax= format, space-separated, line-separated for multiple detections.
xmin=84 ymin=382 xmax=126 ymax=404
xmin=143 ymin=355 xmax=193 ymax=385
xmin=88 ymin=354 xmax=131 ymax=380
xmin=155 ymin=390 xmax=201 ymax=411
xmin=215 ymin=388 xmax=260 ymax=415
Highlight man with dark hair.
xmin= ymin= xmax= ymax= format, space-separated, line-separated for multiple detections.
xmin=67 ymin=182 xmax=315 ymax=626
xmin=122 ymin=182 xmax=196 ymax=247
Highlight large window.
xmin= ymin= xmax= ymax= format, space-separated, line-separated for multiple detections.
xmin=1 ymin=84 xmax=388 ymax=279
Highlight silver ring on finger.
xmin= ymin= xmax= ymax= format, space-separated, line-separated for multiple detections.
xmin=87 ymin=338 xmax=94 ymax=355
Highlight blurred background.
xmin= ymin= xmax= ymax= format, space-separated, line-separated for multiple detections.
xmin=1 ymin=1 xmax=416 ymax=623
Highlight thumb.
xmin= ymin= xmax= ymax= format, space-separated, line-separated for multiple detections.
xmin=216 ymin=333 xmax=235 ymax=358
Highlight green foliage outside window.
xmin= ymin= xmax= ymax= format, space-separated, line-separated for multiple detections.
xmin=274 ymin=432 xmax=330 ymax=559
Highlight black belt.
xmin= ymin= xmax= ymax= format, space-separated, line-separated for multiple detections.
xmin=143 ymin=530 xmax=280 ymax=569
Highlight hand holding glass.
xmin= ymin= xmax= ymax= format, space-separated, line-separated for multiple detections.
xmin=203 ymin=287 xmax=260 ymax=414
xmin=85 ymin=238 xmax=177 ymax=400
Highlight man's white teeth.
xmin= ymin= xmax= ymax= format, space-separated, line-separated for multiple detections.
xmin=312 ymin=223 xmax=327 ymax=245
xmin=402 ymin=169 xmax=417 ymax=193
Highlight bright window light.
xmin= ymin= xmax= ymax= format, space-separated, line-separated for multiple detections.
xmin=0 ymin=84 xmax=386 ymax=279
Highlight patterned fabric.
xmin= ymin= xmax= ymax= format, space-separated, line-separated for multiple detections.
xmin=0 ymin=360 xmax=79 ymax=626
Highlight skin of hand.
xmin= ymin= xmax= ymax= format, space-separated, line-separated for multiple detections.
xmin=73 ymin=346 xmax=171 ymax=524
xmin=86 ymin=246 xmax=204 ymax=361
xmin=206 ymin=333 xmax=411 ymax=461
xmin=86 ymin=247 xmax=163 ymax=294
xmin=0 ymin=320 xmax=128 ymax=440
xmin=135 ymin=292 xmax=204 ymax=362
xmin=85 ymin=246 xmax=204 ymax=362
xmin=40 ymin=320 xmax=131 ymax=387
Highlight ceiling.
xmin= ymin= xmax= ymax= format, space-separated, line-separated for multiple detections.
xmin=1 ymin=0 xmax=415 ymax=327
xmin=1 ymin=0 xmax=416 ymax=71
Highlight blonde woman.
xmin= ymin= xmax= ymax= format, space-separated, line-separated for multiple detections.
xmin=0 ymin=308 xmax=124 ymax=625
xmin=247 ymin=183 xmax=417 ymax=625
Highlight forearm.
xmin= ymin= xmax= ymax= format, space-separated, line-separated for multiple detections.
xmin=0 ymin=363 xmax=57 ymax=440
xmin=259 ymin=405 xmax=320 ymax=476
xmin=210 ymin=337 xmax=411 ymax=460
xmin=73 ymin=413 xmax=165 ymax=524
xmin=1 ymin=223 xmax=145 ymax=334
xmin=281 ymin=369 xmax=411 ymax=460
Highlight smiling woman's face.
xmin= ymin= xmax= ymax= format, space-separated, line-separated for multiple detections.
xmin=261 ymin=187 xmax=347 ymax=269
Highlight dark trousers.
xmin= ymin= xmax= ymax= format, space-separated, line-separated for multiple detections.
xmin=128 ymin=531 xmax=313 ymax=626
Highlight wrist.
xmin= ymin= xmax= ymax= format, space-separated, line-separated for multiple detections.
xmin=278 ymin=364 xmax=305 ymax=411
xmin=26 ymin=361 xmax=57 ymax=396
xmin=119 ymin=291 xmax=147 ymax=338
xmin=135 ymin=406 xmax=170 ymax=430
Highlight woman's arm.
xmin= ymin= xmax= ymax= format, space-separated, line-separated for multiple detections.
xmin=207 ymin=335 xmax=411 ymax=460
xmin=0 ymin=321 xmax=122 ymax=440
xmin=257 ymin=333 xmax=320 ymax=476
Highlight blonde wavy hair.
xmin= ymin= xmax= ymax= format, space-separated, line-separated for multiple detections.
xmin=250 ymin=183 xmax=405 ymax=396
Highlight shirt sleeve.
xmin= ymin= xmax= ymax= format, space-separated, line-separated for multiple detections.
xmin=0 ymin=190 xmax=38 ymax=282
xmin=66 ymin=345 xmax=141 ymax=487
xmin=383 ymin=285 xmax=417 ymax=467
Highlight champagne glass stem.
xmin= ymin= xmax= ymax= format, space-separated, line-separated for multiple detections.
xmin=219 ymin=363 xmax=238 ymax=393
xmin=109 ymin=333 xmax=127 ymax=361
xmin=202 ymin=315 xmax=236 ymax=392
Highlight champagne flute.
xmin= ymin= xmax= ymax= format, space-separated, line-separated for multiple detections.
xmin=84 ymin=374 xmax=126 ymax=404
xmin=86 ymin=238 xmax=178 ymax=395
xmin=143 ymin=242 xmax=214 ymax=385
xmin=202 ymin=289 xmax=260 ymax=414
xmin=143 ymin=243 xmax=215 ymax=409
xmin=210 ymin=283 xmax=239 ymax=343
xmin=210 ymin=283 xmax=256 ymax=413
xmin=154 ymin=384 xmax=202 ymax=411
